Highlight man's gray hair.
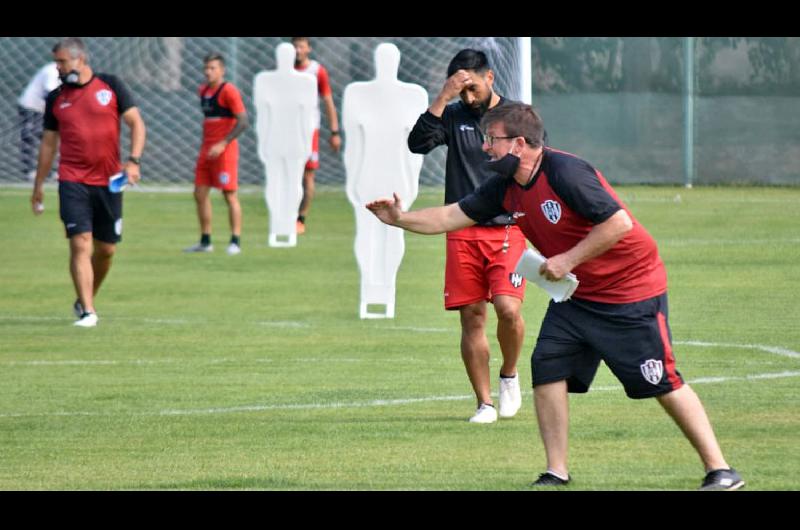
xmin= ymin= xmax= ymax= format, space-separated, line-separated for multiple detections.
xmin=52 ymin=38 xmax=89 ymax=62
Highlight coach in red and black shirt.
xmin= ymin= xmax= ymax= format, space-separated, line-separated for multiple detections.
xmin=30 ymin=38 xmax=146 ymax=328
xmin=366 ymin=102 xmax=744 ymax=491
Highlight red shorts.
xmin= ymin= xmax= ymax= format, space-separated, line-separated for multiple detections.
xmin=305 ymin=129 xmax=320 ymax=171
xmin=195 ymin=143 xmax=239 ymax=191
xmin=443 ymin=225 xmax=527 ymax=309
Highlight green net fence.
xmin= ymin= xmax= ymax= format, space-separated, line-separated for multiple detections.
xmin=2 ymin=37 xmax=798 ymax=187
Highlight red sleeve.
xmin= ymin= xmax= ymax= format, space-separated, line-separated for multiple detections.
xmin=317 ymin=64 xmax=332 ymax=97
xmin=220 ymin=83 xmax=246 ymax=115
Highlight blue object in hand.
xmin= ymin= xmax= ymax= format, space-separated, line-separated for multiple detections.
xmin=109 ymin=172 xmax=127 ymax=193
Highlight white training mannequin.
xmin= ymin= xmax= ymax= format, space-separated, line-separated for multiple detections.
xmin=343 ymin=43 xmax=428 ymax=318
xmin=253 ymin=42 xmax=318 ymax=247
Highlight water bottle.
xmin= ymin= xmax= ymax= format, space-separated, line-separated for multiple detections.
xmin=109 ymin=171 xmax=128 ymax=193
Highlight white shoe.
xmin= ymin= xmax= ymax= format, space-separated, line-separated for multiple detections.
xmin=74 ymin=312 xmax=98 ymax=327
xmin=498 ymin=373 xmax=522 ymax=418
xmin=226 ymin=242 xmax=241 ymax=255
xmin=184 ymin=243 xmax=213 ymax=253
xmin=469 ymin=403 xmax=498 ymax=424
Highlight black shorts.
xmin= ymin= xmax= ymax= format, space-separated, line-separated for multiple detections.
xmin=58 ymin=180 xmax=123 ymax=243
xmin=531 ymin=293 xmax=684 ymax=399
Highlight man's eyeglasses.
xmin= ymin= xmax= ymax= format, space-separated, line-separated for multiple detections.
xmin=483 ymin=134 xmax=516 ymax=147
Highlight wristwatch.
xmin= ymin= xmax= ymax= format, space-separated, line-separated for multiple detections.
xmin=128 ymin=156 xmax=141 ymax=165
xmin=330 ymin=130 xmax=340 ymax=136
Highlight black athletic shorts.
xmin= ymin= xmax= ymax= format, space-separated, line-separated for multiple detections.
xmin=58 ymin=180 xmax=123 ymax=243
xmin=531 ymin=293 xmax=684 ymax=399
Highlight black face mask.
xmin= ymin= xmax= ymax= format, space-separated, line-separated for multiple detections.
xmin=486 ymin=152 xmax=521 ymax=178
xmin=60 ymin=70 xmax=80 ymax=86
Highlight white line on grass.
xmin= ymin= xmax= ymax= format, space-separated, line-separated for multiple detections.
xmin=3 ymin=335 xmax=799 ymax=418
xmin=1 ymin=370 xmax=798 ymax=419
xmin=158 ymin=370 xmax=800 ymax=416
xmin=661 ymin=238 xmax=800 ymax=247
xmin=674 ymin=340 xmax=800 ymax=359
xmin=1 ymin=357 xmax=441 ymax=366
xmin=158 ymin=393 xmax=474 ymax=415
xmin=141 ymin=318 xmax=191 ymax=325
xmin=1 ymin=315 xmax=452 ymax=332
xmin=255 ymin=321 xmax=311 ymax=328
xmin=3 ymin=359 xmax=175 ymax=366
xmin=621 ymin=195 xmax=800 ymax=205
xmin=373 ymin=326 xmax=451 ymax=333
xmin=0 ymin=315 xmax=67 ymax=321
xmin=3 ymin=340 xmax=798 ymax=369
xmin=0 ymin=315 xmax=311 ymax=328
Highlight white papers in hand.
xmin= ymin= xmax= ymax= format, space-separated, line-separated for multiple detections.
xmin=514 ymin=248 xmax=579 ymax=302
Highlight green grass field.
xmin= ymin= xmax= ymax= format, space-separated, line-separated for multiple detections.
xmin=1 ymin=184 xmax=798 ymax=490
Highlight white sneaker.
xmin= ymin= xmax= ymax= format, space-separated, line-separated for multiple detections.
xmin=226 ymin=242 xmax=241 ymax=255
xmin=468 ymin=403 xmax=498 ymax=424
xmin=184 ymin=243 xmax=213 ymax=253
xmin=498 ymin=373 xmax=522 ymax=418
xmin=74 ymin=312 xmax=98 ymax=327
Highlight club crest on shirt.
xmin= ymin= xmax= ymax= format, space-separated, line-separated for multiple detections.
xmin=640 ymin=359 xmax=664 ymax=385
xmin=540 ymin=200 xmax=562 ymax=224
xmin=95 ymin=89 xmax=113 ymax=106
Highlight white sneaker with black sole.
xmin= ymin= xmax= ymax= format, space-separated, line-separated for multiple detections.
xmin=498 ymin=373 xmax=522 ymax=418
xmin=468 ymin=403 xmax=498 ymax=424
xmin=74 ymin=312 xmax=98 ymax=327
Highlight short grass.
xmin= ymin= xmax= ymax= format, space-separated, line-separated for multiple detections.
xmin=1 ymin=184 xmax=798 ymax=490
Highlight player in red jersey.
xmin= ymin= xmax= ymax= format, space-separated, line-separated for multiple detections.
xmin=366 ymin=102 xmax=744 ymax=491
xmin=30 ymin=38 xmax=146 ymax=328
xmin=185 ymin=52 xmax=249 ymax=255
xmin=291 ymin=37 xmax=341 ymax=234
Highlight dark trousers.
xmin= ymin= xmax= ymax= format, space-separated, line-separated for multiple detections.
xmin=18 ymin=105 xmax=43 ymax=176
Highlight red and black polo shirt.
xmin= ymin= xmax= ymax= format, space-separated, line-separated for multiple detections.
xmin=459 ymin=147 xmax=668 ymax=304
xmin=44 ymin=74 xmax=136 ymax=186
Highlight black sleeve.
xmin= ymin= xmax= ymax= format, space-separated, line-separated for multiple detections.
xmin=98 ymin=74 xmax=136 ymax=115
xmin=43 ymin=88 xmax=60 ymax=131
xmin=548 ymin=156 xmax=621 ymax=224
xmin=457 ymin=173 xmax=509 ymax=223
xmin=407 ymin=109 xmax=448 ymax=154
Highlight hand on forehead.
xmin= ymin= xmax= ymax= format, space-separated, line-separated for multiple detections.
xmin=453 ymin=69 xmax=478 ymax=84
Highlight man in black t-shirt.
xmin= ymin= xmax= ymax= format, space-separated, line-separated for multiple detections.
xmin=407 ymin=50 xmax=526 ymax=424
